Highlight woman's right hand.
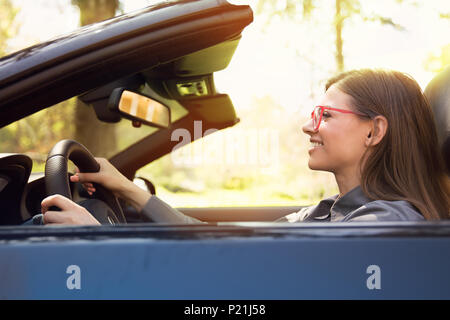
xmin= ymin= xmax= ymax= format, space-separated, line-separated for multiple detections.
xmin=70 ymin=157 xmax=132 ymax=197
xmin=69 ymin=157 xmax=151 ymax=211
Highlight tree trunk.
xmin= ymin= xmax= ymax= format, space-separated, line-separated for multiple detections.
xmin=335 ymin=0 xmax=344 ymax=73
xmin=72 ymin=0 xmax=119 ymax=157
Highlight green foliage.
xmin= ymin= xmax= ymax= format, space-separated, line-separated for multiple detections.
xmin=424 ymin=44 xmax=450 ymax=73
xmin=256 ymin=0 xmax=407 ymax=73
xmin=0 ymin=99 xmax=76 ymax=168
xmin=0 ymin=0 xmax=19 ymax=57
xmin=222 ymin=176 xmax=254 ymax=190
xmin=256 ymin=0 xmax=308 ymax=22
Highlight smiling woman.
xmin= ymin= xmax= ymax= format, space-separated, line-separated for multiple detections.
xmin=314 ymin=69 xmax=449 ymax=220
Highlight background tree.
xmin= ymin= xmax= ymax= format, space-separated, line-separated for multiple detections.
xmin=256 ymin=0 xmax=405 ymax=73
xmin=424 ymin=44 xmax=450 ymax=74
xmin=71 ymin=0 xmax=120 ymax=157
xmin=425 ymin=11 xmax=450 ymax=73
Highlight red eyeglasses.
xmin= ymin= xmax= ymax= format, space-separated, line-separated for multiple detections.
xmin=311 ymin=106 xmax=368 ymax=130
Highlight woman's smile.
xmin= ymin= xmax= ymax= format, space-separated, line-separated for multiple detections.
xmin=308 ymin=140 xmax=324 ymax=153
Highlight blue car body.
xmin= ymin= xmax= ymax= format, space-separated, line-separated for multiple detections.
xmin=1 ymin=222 xmax=450 ymax=299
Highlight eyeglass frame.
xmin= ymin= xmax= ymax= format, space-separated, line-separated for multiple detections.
xmin=311 ymin=105 xmax=370 ymax=131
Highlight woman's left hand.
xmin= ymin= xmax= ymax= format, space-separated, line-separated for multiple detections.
xmin=41 ymin=194 xmax=101 ymax=225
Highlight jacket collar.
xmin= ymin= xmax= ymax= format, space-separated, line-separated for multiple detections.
xmin=330 ymin=186 xmax=372 ymax=221
xmin=306 ymin=186 xmax=372 ymax=222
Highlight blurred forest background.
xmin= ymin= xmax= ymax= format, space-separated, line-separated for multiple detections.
xmin=0 ymin=0 xmax=449 ymax=207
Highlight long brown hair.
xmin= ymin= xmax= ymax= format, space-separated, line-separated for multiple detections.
xmin=326 ymin=69 xmax=450 ymax=220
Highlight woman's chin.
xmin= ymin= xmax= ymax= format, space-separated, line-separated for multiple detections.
xmin=307 ymin=162 xmax=320 ymax=170
xmin=308 ymin=159 xmax=328 ymax=172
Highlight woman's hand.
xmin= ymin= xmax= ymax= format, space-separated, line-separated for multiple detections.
xmin=70 ymin=157 xmax=133 ymax=197
xmin=70 ymin=157 xmax=151 ymax=211
xmin=41 ymin=194 xmax=100 ymax=225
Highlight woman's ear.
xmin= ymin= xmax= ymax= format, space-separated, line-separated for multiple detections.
xmin=365 ymin=115 xmax=388 ymax=147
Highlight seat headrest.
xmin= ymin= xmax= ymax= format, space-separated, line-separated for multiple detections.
xmin=424 ymin=66 xmax=450 ymax=174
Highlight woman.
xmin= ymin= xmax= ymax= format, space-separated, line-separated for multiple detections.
xmin=41 ymin=69 xmax=450 ymax=225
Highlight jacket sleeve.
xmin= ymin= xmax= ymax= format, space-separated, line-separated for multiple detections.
xmin=274 ymin=207 xmax=311 ymax=222
xmin=140 ymin=195 xmax=206 ymax=224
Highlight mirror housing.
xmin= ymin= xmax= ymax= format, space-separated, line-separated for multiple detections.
xmin=133 ymin=176 xmax=156 ymax=195
xmin=108 ymin=88 xmax=171 ymax=128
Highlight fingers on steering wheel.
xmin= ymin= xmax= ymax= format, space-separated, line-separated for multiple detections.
xmin=41 ymin=194 xmax=77 ymax=213
xmin=84 ymin=184 xmax=96 ymax=195
xmin=70 ymin=173 xmax=96 ymax=194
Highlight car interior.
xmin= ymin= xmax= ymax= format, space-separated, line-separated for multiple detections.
xmin=0 ymin=0 xmax=259 ymax=226
xmin=0 ymin=34 xmax=252 ymax=225
xmin=0 ymin=0 xmax=447 ymax=226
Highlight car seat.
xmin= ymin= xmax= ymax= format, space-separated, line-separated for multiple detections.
xmin=0 ymin=154 xmax=32 ymax=225
xmin=424 ymin=65 xmax=450 ymax=175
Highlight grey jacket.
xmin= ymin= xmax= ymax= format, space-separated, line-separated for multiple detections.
xmin=141 ymin=186 xmax=424 ymax=224
xmin=275 ymin=186 xmax=424 ymax=222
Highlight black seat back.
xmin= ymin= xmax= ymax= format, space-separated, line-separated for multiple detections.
xmin=0 ymin=154 xmax=32 ymax=225
xmin=424 ymin=66 xmax=450 ymax=175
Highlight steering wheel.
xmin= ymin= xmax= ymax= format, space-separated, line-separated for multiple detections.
xmin=45 ymin=139 xmax=126 ymax=224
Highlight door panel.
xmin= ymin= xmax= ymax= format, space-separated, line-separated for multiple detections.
xmin=178 ymin=206 xmax=304 ymax=222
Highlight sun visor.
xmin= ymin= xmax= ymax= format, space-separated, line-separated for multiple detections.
xmin=172 ymin=36 xmax=241 ymax=76
xmin=181 ymin=94 xmax=238 ymax=124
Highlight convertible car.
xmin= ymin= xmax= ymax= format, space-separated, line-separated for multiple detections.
xmin=0 ymin=0 xmax=449 ymax=300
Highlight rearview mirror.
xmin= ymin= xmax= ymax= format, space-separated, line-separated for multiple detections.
xmin=108 ymin=89 xmax=170 ymax=128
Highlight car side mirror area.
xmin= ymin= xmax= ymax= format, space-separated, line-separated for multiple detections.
xmin=108 ymin=88 xmax=171 ymax=128
xmin=133 ymin=176 xmax=156 ymax=195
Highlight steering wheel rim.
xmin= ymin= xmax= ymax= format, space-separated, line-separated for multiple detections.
xmin=45 ymin=139 xmax=126 ymax=224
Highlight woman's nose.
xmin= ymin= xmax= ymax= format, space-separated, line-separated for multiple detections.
xmin=302 ymin=118 xmax=316 ymax=136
